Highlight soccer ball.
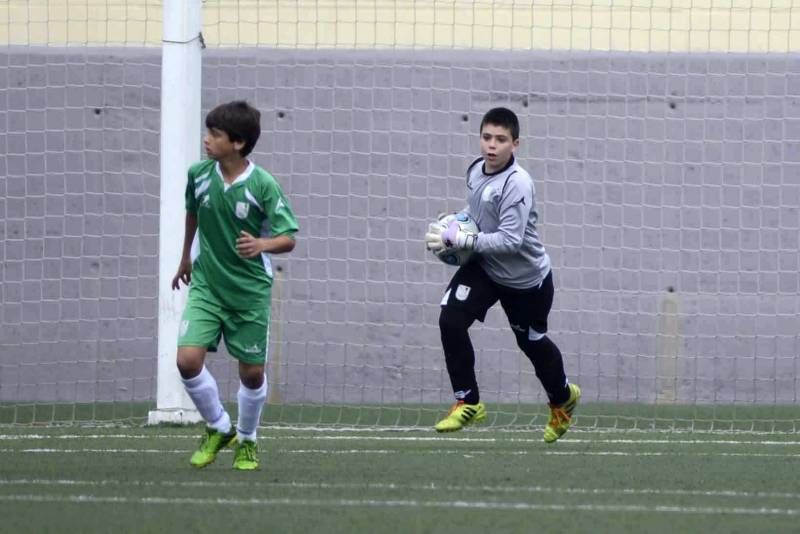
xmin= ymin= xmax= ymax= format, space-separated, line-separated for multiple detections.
xmin=432 ymin=212 xmax=479 ymax=267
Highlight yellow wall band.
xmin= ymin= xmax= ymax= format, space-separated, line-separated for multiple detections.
xmin=2 ymin=1 xmax=798 ymax=52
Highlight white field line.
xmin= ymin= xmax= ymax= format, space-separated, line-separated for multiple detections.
xmin=2 ymin=478 xmax=800 ymax=501
xmin=282 ymin=449 xmax=800 ymax=458
xmin=2 ymin=425 xmax=799 ymax=437
xmin=2 ymin=434 xmax=800 ymax=447
xmin=3 ymin=447 xmax=800 ymax=458
xmin=0 ymin=494 xmax=798 ymax=516
xmin=260 ymin=425 xmax=800 ymax=437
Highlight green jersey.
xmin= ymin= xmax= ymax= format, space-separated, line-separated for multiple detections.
xmin=184 ymin=159 xmax=299 ymax=310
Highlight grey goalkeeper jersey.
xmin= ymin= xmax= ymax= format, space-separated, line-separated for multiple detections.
xmin=466 ymin=155 xmax=552 ymax=289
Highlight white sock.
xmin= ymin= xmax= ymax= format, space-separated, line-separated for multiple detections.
xmin=181 ymin=366 xmax=231 ymax=433
xmin=236 ymin=376 xmax=267 ymax=443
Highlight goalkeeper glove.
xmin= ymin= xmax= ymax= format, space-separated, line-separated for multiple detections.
xmin=425 ymin=221 xmax=446 ymax=252
xmin=442 ymin=219 xmax=477 ymax=250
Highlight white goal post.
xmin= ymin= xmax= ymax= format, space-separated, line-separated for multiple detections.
xmin=147 ymin=0 xmax=203 ymax=425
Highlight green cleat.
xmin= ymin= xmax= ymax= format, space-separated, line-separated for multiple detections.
xmin=434 ymin=401 xmax=486 ymax=432
xmin=189 ymin=427 xmax=236 ymax=468
xmin=232 ymin=439 xmax=259 ymax=470
xmin=543 ymin=383 xmax=581 ymax=443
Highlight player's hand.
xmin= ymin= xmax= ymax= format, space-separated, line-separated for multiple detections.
xmin=236 ymin=230 xmax=263 ymax=258
xmin=424 ymin=221 xmax=445 ymax=252
xmin=442 ymin=219 xmax=477 ymax=250
xmin=171 ymin=259 xmax=192 ymax=289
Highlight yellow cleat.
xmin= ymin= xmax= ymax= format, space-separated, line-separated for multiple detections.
xmin=543 ymin=383 xmax=581 ymax=443
xmin=189 ymin=427 xmax=236 ymax=468
xmin=232 ymin=439 xmax=259 ymax=471
xmin=435 ymin=401 xmax=486 ymax=432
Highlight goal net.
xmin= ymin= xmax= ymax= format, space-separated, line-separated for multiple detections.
xmin=2 ymin=1 xmax=799 ymax=432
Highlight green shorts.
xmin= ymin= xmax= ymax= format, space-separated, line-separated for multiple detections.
xmin=178 ymin=289 xmax=271 ymax=364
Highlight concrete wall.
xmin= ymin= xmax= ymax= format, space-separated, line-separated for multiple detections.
xmin=1 ymin=47 xmax=799 ymax=405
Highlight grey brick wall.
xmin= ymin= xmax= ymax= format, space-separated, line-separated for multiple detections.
xmin=1 ymin=47 xmax=798 ymax=405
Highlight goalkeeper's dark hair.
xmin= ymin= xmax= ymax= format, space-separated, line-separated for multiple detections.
xmin=480 ymin=107 xmax=520 ymax=141
xmin=205 ymin=100 xmax=261 ymax=157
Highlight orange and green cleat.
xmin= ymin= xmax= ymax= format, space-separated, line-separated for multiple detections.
xmin=434 ymin=401 xmax=487 ymax=432
xmin=543 ymin=383 xmax=581 ymax=443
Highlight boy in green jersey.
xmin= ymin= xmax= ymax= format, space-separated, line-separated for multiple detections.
xmin=171 ymin=101 xmax=299 ymax=470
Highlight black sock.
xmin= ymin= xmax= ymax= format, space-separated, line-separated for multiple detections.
xmin=523 ymin=336 xmax=570 ymax=405
xmin=440 ymin=308 xmax=480 ymax=404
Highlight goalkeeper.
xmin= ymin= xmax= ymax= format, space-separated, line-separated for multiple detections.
xmin=171 ymin=101 xmax=298 ymax=469
xmin=425 ymin=107 xmax=579 ymax=442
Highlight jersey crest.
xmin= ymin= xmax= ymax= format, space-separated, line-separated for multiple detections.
xmin=235 ymin=201 xmax=250 ymax=219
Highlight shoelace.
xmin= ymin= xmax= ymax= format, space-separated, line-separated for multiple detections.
xmin=198 ymin=432 xmax=215 ymax=451
xmin=450 ymin=402 xmax=481 ymax=423
xmin=447 ymin=401 xmax=465 ymax=416
xmin=238 ymin=443 xmax=256 ymax=462
xmin=200 ymin=430 xmax=231 ymax=452
xmin=548 ymin=406 xmax=571 ymax=428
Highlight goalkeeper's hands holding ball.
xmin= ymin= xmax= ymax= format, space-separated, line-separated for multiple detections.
xmin=425 ymin=221 xmax=446 ymax=253
xmin=425 ymin=217 xmax=477 ymax=252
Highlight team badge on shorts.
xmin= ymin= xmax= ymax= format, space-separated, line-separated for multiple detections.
xmin=455 ymin=284 xmax=471 ymax=301
xmin=235 ymin=201 xmax=250 ymax=219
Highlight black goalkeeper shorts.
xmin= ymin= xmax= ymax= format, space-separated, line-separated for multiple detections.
xmin=440 ymin=261 xmax=554 ymax=336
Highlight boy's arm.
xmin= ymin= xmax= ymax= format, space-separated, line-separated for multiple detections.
xmin=474 ymin=176 xmax=531 ymax=254
xmin=181 ymin=212 xmax=198 ymax=260
xmin=445 ymin=177 xmax=531 ymax=254
xmin=241 ymin=175 xmax=299 ymax=259
xmin=171 ymin=212 xmax=197 ymax=290
xmin=236 ymin=232 xmax=295 ymax=258
xmin=473 ymin=201 xmax=527 ymax=254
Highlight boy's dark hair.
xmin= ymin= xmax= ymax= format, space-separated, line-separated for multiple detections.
xmin=480 ymin=107 xmax=520 ymax=140
xmin=205 ymin=100 xmax=261 ymax=157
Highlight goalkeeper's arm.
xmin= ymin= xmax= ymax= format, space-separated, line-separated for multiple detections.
xmin=470 ymin=175 xmax=533 ymax=255
xmin=441 ymin=219 xmax=478 ymax=250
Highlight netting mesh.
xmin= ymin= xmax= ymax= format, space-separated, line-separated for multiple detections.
xmin=1 ymin=1 xmax=799 ymax=430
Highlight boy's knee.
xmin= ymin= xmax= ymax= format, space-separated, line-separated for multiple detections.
xmin=514 ymin=332 xmax=540 ymax=354
xmin=176 ymin=347 xmax=205 ymax=379
xmin=239 ymin=364 xmax=266 ymax=389
xmin=439 ymin=307 xmax=471 ymax=335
